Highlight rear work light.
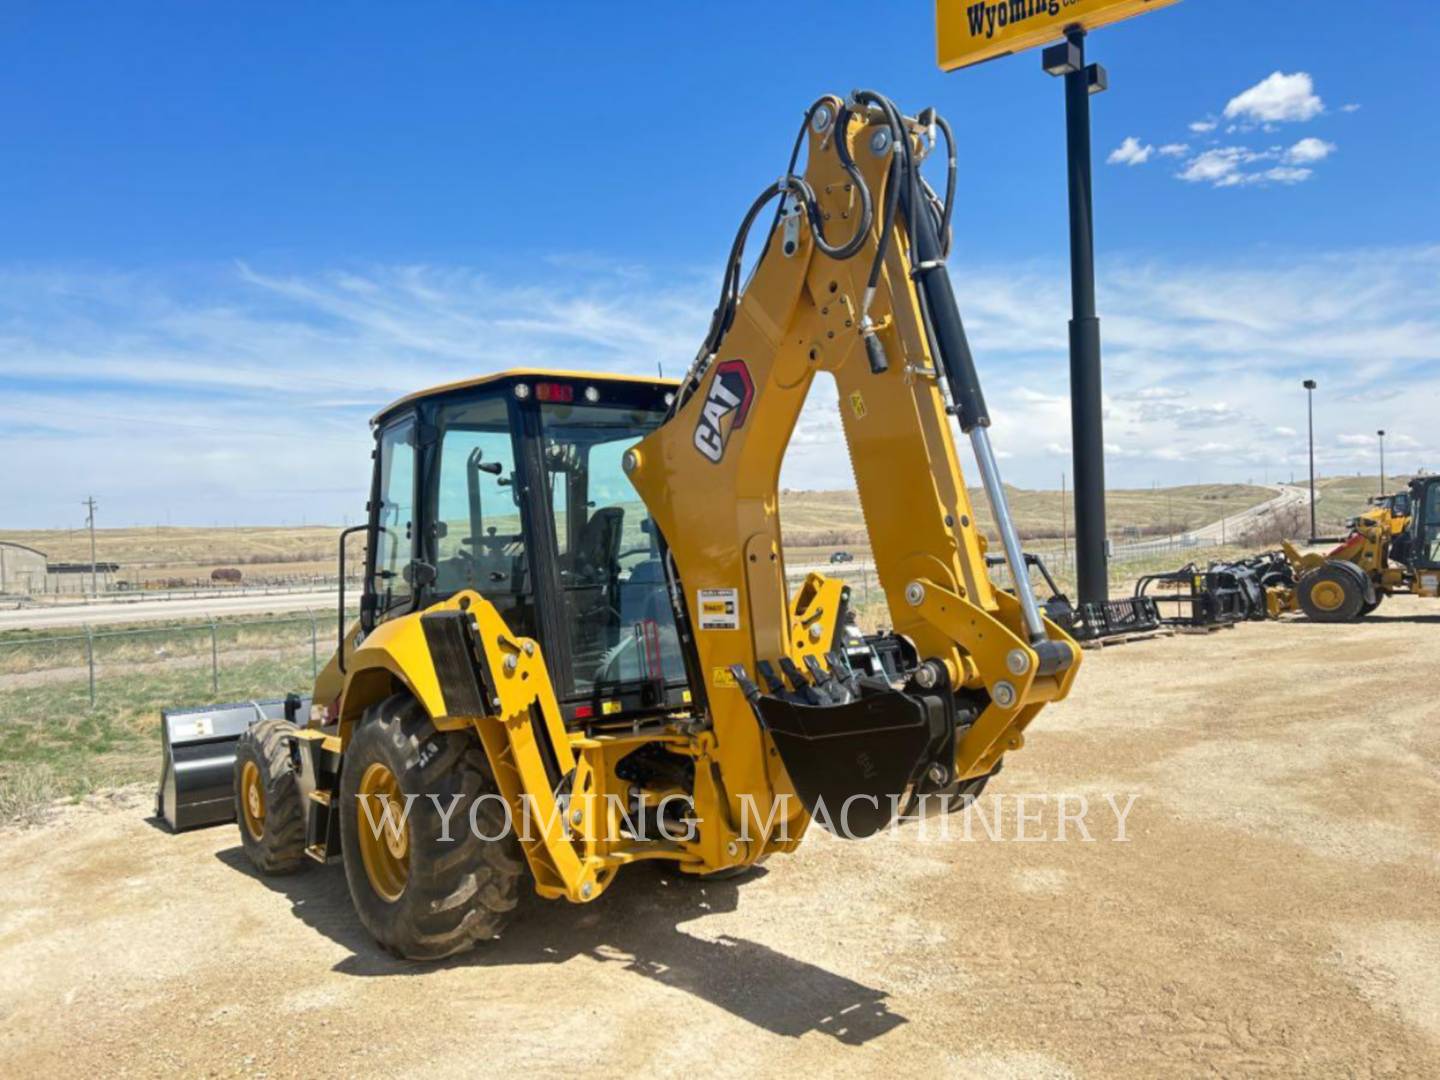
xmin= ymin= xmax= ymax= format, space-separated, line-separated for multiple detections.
xmin=534 ymin=382 xmax=574 ymax=403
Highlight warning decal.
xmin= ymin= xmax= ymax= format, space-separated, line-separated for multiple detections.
xmin=696 ymin=588 xmax=740 ymax=630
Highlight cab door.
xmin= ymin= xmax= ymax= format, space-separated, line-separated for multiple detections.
xmin=369 ymin=413 xmax=418 ymax=624
xmin=1412 ymin=479 xmax=1440 ymax=584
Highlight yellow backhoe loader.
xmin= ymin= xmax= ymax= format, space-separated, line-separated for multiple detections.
xmin=159 ymin=90 xmax=1080 ymax=959
xmin=1283 ymin=475 xmax=1440 ymax=621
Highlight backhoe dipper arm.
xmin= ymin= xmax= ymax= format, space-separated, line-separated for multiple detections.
xmin=626 ymin=92 xmax=1079 ymax=844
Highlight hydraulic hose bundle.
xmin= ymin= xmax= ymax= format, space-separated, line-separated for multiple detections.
xmin=672 ymin=91 xmax=959 ymax=418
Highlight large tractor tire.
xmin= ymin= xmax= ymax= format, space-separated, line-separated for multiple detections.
xmin=1359 ymin=593 xmax=1385 ymax=616
xmin=1298 ymin=562 xmax=1370 ymax=623
xmin=339 ymin=693 xmax=525 ymax=961
xmin=234 ymin=719 xmax=307 ymax=874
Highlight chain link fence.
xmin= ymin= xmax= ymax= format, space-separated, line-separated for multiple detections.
xmin=1 ymin=532 xmax=1239 ymax=716
xmin=0 ymin=611 xmax=354 ymax=714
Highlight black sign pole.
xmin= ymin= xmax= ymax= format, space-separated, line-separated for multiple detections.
xmin=1045 ymin=28 xmax=1109 ymax=607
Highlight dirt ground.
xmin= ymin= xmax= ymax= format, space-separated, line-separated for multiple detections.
xmin=1 ymin=599 xmax=1437 ymax=1077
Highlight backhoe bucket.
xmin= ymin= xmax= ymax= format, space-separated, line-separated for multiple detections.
xmin=156 ymin=695 xmax=308 ymax=832
xmin=734 ymin=659 xmax=951 ymax=839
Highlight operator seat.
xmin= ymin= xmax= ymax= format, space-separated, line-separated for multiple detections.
xmin=574 ymin=507 xmax=624 ymax=585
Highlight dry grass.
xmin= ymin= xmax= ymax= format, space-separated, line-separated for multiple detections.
xmin=778 ymin=482 xmax=1272 ymax=551
xmin=0 ymin=524 xmax=340 ymax=571
xmin=4 ymin=484 xmax=1274 ymax=587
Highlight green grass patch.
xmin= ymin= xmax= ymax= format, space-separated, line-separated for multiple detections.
xmin=0 ymin=648 xmax=317 ymax=822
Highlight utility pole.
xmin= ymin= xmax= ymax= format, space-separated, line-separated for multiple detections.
xmin=1303 ymin=379 xmax=1318 ymax=540
xmin=1044 ymin=30 xmax=1109 ymax=607
xmin=83 ymin=496 xmax=99 ymax=598
xmin=1378 ymin=429 xmax=1386 ymax=495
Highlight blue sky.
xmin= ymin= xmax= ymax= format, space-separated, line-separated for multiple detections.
xmin=2 ymin=1 xmax=1437 ymax=527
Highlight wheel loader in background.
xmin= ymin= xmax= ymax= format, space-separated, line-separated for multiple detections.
xmin=158 ymin=90 xmax=1081 ymax=960
xmin=1282 ymin=475 xmax=1440 ymax=621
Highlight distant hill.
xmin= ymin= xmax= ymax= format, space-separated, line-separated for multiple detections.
xmin=0 ymin=483 xmax=1277 ymax=583
xmin=778 ymin=483 xmax=1273 ymax=549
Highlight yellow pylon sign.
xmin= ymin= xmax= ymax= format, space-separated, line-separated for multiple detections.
xmin=937 ymin=0 xmax=1179 ymax=71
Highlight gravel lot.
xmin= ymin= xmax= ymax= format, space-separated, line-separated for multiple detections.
xmin=1 ymin=598 xmax=1437 ymax=1077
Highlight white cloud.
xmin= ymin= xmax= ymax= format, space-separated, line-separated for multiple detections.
xmin=1341 ymin=103 xmax=1362 ymax=113
xmin=1178 ymin=148 xmax=1243 ymax=184
xmin=1287 ymin=137 xmax=1336 ymax=164
xmin=1107 ymin=136 xmax=1153 ymax=166
xmin=1190 ymin=119 xmax=1218 ymax=133
xmin=1257 ymin=166 xmax=1312 ymax=185
xmin=1224 ymin=71 xmax=1325 ymax=124
xmin=1177 ymin=146 xmax=1318 ymax=188
xmin=1158 ymin=143 xmax=1190 ymax=158
xmin=2 ymin=246 xmax=1438 ymax=524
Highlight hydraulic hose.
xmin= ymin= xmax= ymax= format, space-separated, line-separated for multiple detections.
xmin=669 ymin=100 xmax=877 ymax=419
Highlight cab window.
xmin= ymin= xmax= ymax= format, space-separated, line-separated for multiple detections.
xmin=537 ymin=401 xmax=684 ymax=700
xmin=427 ymin=396 xmax=535 ymax=637
xmin=373 ymin=417 xmax=416 ymax=617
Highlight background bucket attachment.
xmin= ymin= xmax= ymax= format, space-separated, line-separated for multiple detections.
xmin=156 ymin=695 xmax=308 ymax=831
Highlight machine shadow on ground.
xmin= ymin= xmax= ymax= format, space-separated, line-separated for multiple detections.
xmin=214 ymin=845 xmax=906 ymax=1045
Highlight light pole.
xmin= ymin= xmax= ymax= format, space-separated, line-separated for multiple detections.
xmin=1378 ymin=429 xmax=1386 ymax=495
xmin=1043 ymin=30 xmax=1110 ymax=608
xmin=1303 ymin=379 xmax=1318 ymax=540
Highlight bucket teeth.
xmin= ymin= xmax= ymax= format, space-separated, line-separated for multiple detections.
xmin=755 ymin=659 xmax=786 ymax=696
xmin=728 ymin=664 xmax=762 ymax=704
xmin=826 ymin=650 xmax=862 ymax=696
xmin=734 ymin=654 xmax=861 ymax=708
xmin=777 ymin=657 xmax=822 ymax=705
xmin=803 ymin=655 xmax=851 ymax=705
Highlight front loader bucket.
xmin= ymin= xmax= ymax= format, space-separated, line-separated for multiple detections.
xmin=156 ymin=696 xmax=308 ymax=832
xmin=734 ymin=659 xmax=951 ymax=839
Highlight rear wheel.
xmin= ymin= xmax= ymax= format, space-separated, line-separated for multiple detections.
xmin=339 ymin=693 xmax=526 ymax=960
xmin=1298 ymin=563 xmax=1368 ymax=622
xmin=1359 ymin=593 xmax=1385 ymax=616
xmin=234 ymin=719 xmax=306 ymax=874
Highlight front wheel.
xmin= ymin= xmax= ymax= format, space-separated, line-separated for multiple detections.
xmin=338 ymin=693 xmax=526 ymax=960
xmin=1298 ymin=563 xmax=1368 ymax=622
xmin=234 ymin=719 xmax=307 ymax=874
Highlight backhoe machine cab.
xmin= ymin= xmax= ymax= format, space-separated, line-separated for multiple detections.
xmin=355 ymin=371 xmax=690 ymax=721
xmin=173 ymin=90 xmax=1082 ymax=961
xmin=1289 ymin=475 xmax=1440 ymax=621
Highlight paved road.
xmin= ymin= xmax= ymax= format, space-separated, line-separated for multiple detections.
xmin=1183 ymin=482 xmax=1314 ymax=543
xmin=0 ymin=588 xmax=340 ymax=631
